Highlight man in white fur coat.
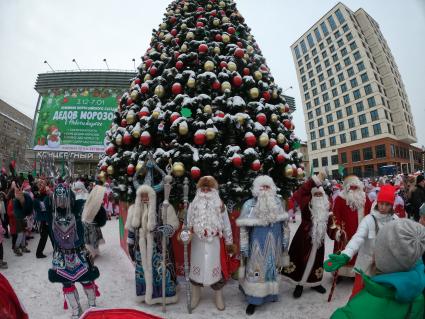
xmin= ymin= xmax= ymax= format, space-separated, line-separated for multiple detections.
xmin=125 ymin=184 xmax=179 ymax=305
xmin=237 ymin=175 xmax=290 ymax=316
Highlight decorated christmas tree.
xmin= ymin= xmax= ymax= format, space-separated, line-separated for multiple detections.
xmin=98 ymin=0 xmax=305 ymax=204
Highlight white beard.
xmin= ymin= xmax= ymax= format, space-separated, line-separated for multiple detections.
xmin=254 ymin=190 xmax=279 ymax=224
xmin=188 ymin=189 xmax=223 ymax=241
xmin=309 ymin=196 xmax=330 ymax=247
xmin=344 ymin=189 xmax=366 ymax=212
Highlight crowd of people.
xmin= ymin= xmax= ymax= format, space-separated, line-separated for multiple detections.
xmin=1 ymin=168 xmax=425 ymax=319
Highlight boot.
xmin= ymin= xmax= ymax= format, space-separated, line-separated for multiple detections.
xmin=63 ymin=285 xmax=83 ymax=319
xmin=214 ymin=289 xmax=225 ymax=311
xmin=0 ymin=260 xmax=7 ymax=269
xmin=21 ymin=247 xmax=31 ymax=253
xmin=293 ymin=285 xmax=303 ymax=298
xmin=190 ymin=283 xmax=201 ymax=310
xmin=82 ymin=282 xmax=97 ymax=307
xmin=311 ymin=285 xmax=326 ymax=294
xmin=14 ymin=248 xmax=23 ymax=256
xmin=246 ymin=304 xmax=256 ymax=315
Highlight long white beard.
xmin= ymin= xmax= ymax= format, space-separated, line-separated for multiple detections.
xmin=309 ymin=196 xmax=330 ymax=247
xmin=344 ymin=189 xmax=366 ymax=212
xmin=254 ymin=190 xmax=279 ymax=224
xmin=188 ymin=189 xmax=223 ymax=241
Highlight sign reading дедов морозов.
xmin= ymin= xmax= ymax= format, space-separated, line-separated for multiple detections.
xmin=33 ymin=88 xmax=121 ymax=153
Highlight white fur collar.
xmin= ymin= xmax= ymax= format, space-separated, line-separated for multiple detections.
xmin=82 ymin=185 xmax=105 ymax=223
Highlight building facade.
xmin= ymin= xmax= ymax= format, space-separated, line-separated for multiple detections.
xmin=0 ymin=99 xmax=33 ymax=172
xmin=291 ymin=2 xmax=417 ymax=178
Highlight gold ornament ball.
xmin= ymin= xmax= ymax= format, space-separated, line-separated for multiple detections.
xmin=271 ymin=114 xmax=278 ymax=122
xmin=213 ymin=18 xmax=220 ymax=26
xmin=181 ymin=44 xmax=188 ymax=52
xmin=98 ymin=171 xmax=106 ymax=182
xmin=186 ymin=31 xmax=195 ymax=41
xmin=136 ymin=161 xmax=144 ymax=172
xmin=144 ymin=74 xmax=152 ymax=82
xmin=115 ymin=135 xmax=122 ymax=145
xmin=221 ymin=81 xmax=231 ymax=92
xmin=272 ymin=90 xmax=278 ymax=99
xmin=107 ymin=165 xmax=114 ymax=175
xmin=130 ymin=90 xmax=139 ymax=100
xmin=254 ymin=71 xmax=262 ymax=81
xmin=154 ymin=85 xmax=165 ymax=98
xmin=244 ymin=53 xmax=249 ymax=60
xmin=207 ymin=4 xmax=212 ymax=10
xmin=160 ymin=53 xmax=168 ymax=60
xmin=205 ymin=128 xmax=216 ymax=140
xmin=277 ymin=133 xmax=286 ymax=144
xmin=279 ymin=104 xmax=286 ymax=113
xmin=247 ymin=45 xmax=254 ymax=54
xmin=222 ymin=34 xmax=230 ymax=43
xmin=204 ymin=104 xmax=212 ymax=114
xmin=126 ymin=110 xmax=136 ymax=124
xmin=249 ymin=87 xmax=260 ymax=99
xmin=183 ymin=5 xmax=188 ymax=11
xmin=172 ymin=162 xmax=185 ymax=177
xmin=160 ymin=23 xmax=167 ymax=30
xmin=159 ymin=32 xmax=165 ymax=40
xmin=187 ymin=77 xmax=196 ymax=88
xmin=178 ymin=123 xmax=189 ymax=135
xmin=227 ymin=61 xmax=237 ymax=72
xmin=236 ymin=115 xmax=245 ymax=125
xmin=258 ymin=133 xmax=269 ymax=147
xmin=151 ymin=111 xmax=160 ymax=119
xmin=222 ymin=17 xmax=230 ymax=24
xmin=213 ymin=46 xmax=221 ymax=55
xmin=248 ymin=35 xmax=253 ymax=41
xmin=219 ymin=1 xmax=226 ymax=8
xmin=284 ymin=165 xmax=293 ymax=178
xmin=132 ymin=129 xmax=140 ymax=139
xmin=204 ymin=60 xmax=215 ymax=71
xmin=181 ymin=23 xmax=188 ymax=30
xmin=297 ymin=168 xmax=305 ymax=179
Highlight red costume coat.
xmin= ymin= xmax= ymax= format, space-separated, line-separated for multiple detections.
xmin=327 ymin=193 xmax=372 ymax=277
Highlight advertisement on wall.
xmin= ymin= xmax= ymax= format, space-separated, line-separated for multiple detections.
xmin=33 ymin=88 xmax=121 ymax=153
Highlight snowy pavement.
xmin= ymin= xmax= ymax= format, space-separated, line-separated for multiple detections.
xmin=1 ymin=215 xmax=352 ymax=319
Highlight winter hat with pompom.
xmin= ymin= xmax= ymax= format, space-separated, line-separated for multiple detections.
xmin=375 ymin=219 xmax=425 ymax=273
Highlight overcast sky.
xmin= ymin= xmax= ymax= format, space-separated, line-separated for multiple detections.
xmin=1 ymin=0 xmax=424 ymax=146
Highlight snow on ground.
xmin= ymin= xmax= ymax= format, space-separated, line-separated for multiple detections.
xmin=1 ymin=214 xmax=352 ymax=319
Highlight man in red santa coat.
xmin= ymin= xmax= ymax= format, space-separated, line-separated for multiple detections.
xmin=327 ymin=175 xmax=372 ymax=278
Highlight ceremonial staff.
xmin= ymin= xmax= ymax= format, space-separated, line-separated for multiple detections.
xmin=180 ymin=177 xmax=192 ymax=313
xmin=328 ymin=219 xmax=347 ymax=302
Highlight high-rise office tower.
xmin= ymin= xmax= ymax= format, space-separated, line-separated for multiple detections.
xmin=291 ymin=3 xmax=421 ymax=177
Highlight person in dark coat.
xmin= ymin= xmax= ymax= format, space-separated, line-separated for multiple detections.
xmin=409 ymin=175 xmax=425 ymax=221
xmin=33 ymin=179 xmax=54 ymax=258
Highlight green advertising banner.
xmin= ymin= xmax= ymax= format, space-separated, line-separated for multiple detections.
xmin=33 ymin=88 xmax=122 ymax=153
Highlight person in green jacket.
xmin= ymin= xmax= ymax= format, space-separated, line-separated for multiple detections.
xmin=330 ymin=218 xmax=425 ymax=319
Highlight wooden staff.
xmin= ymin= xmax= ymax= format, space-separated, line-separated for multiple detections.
xmin=328 ymin=220 xmax=347 ymax=302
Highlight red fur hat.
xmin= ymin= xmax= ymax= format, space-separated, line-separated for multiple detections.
xmin=377 ymin=185 xmax=396 ymax=205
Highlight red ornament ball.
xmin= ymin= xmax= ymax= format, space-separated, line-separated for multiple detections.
xmin=198 ymin=44 xmax=208 ymax=53
xmin=127 ymin=164 xmax=135 ymax=176
xmin=123 ymin=133 xmax=133 ymax=145
xmin=251 ymin=160 xmax=261 ymax=171
xmin=215 ymin=34 xmax=222 ymax=42
xmin=232 ymin=156 xmax=243 ymax=168
xmin=169 ymin=16 xmax=177 ymax=24
xmin=170 ymin=29 xmax=178 ymax=36
xmin=120 ymin=119 xmax=127 ymax=127
xmin=256 ymin=113 xmax=267 ymax=126
xmin=134 ymin=78 xmax=141 ymax=85
xmin=268 ymin=138 xmax=277 ymax=149
xmin=140 ymin=83 xmax=149 ymax=94
xmin=234 ymin=48 xmax=244 ymax=58
xmin=176 ymin=60 xmax=184 ymax=70
xmin=196 ymin=21 xmax=204 ymax=28
xmin=243 ymin=68 xmax=250 ymax=75
xmin=194 ymin=132 xmax=206 ymax=145
xmin=139 ymin=132 xmax=151 ymax=146
xmin=237 ymin=41 xmax=243 ymax=48
xmin=283 ymin=143 xmax=290 ymax=152
xmin=283 ymin=119 xmax=292 ymax=130
xmin=219 ymin=61 xmax=227 ymax=69
xmin=138 ymin=107 xmax=150 ymax=118
xmin=145 ymin=59 xmax=153 ymax=67
xmin=232 ymin=75 xmax=242 ymax=87
xmin=170 ymin=112 xmax=180 ymax=123
xmin=149 ymin=66 xmax=157 ymax=76
xmin=227 ymin=26 xmax=236 ymax=34
xmin=126 ymin=98 xmax=133 ymax=106
xmin=212 ymin=81 xmax=221 ymax=90
xmin=245 ymin=132 xmax=256 ymax=147
xmin=191 ymin=166 xmax=201 ymax=180
xmin=215 ymin=111 xmax=225 ymax=118
xmin=105 ymin=145 xmax=116 ymax=156
xmin=262 ymin=91 xmax=271 ymax=102
xmin=172 ymin=83 xmax=182 ymax=95
xmin=276 ymin=154 xmax=285 ymax=164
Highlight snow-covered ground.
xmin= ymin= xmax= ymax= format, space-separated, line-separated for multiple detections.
xmin=1 ymin=214 xmax=352 ymax=319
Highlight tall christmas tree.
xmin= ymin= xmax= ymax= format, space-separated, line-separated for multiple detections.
xmin=99 ymin=0 xmax=305 ymax=204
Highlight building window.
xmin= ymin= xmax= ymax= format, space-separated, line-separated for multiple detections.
xmin=367 ymin=96 xmax=376 ymax=108
xmin=328 ymin=15 xmax=337 ymax=30
xmin=353 ymin=51 xmax=361 ymax=61
xmin=324 ymin=103 xmax=331 ymax=112
xmin=301 ymin=75 xmax=307 ymax=83
xmin=343 ymin=94 xmax=350 ymax=104
xmin=317 ymin=118 xmax=323 ymax=126
xmin=338 ymin=73 xmax=345 ymax=82
xmin=341 ymin=152 xmax=347 ymax=163
xmin=315 ymin=107 xmax=322 ymax=116
xmin=312 ymin=48 xmax=318 ymax=56
xmin=331 ymin=155 xmax=339 ymax=165
xmin=312 ymin=142 xmax=317 ymax=151
xmin=316 ymin=65 xmax=322 ymax=73
xmin=340 ymin=83 xmax=348 ymax=93
xmin=319 ymin=128 xmax=325 ymax=137
xmin=352 ymin=150 xmax=361 ymax=162
xmin=313 ymin=158 xmax=319 ymax=167
xmin=322 ymin=157 xmax=328 ymax=167
xmin=340 ymin=133 xmax=347 ymax=144
xmin=320 ymin=21 xmax=329 ymax=36
xmin=350 ymin=41 xmax=357 ymax=50
xmin=346 ymin=105 xmax=353 ymax=116
xmin=319 ymin=42 xmax=325 ymax=50
xmin=364 ymin=164 xmax=374 ymax=177
xmin=305 ymin=92 xmax=310 ymax=100
xmin=331 ymin=88 xmax=338 ymax=97
xmin=335 ymin=63 xmax=342 ymax=72
xmin=308 ymin=70 xmax=314 ymax=78
xmin=361 ymin=127 xmax=369 ymax=138
xmin=314 ymin=56 xmax=320 ymax=65
xmin=347 ymin=67 xmax=355 ymax=78
xmin=334 ymin=99 xmax=341 ymax=108
xmin=322 ymin=51 xmax=328 ymax=59
xmin=370 ymin=110 xmax=379 ymax=121
xmin=314 ymin=97 xmax=320 ymax=106
xmin=327 ymin=68 xmax=333 ymax=77
xmin=329 ymin=136 xmax=336 ymax=146
xmin=306 ymin=101 xmax=312 ymax=110
xmin=350 ymin=130 xmax=357 ymax=141
xmin=344 ymin=57 xmax=351 ymax=66
xmin=341 ymin=47 xmax=348 ymax=56
xmin=314 ymin=27 xmax=322 ymax=42
xmin=307 ymin=62 xmax=312 ymax=69
xmin=320 ymin=139 xmax=326 ymax=149
xmin=348 ymin=117 xmax=355 ymax=128
xmin=353 ymin=89 xmax=361 ymax=100
xmin=334 ymin=30 xmax=341 ymax=39
xmin=307 ymin=33 xmax=315 ymax=48
xmin=329 ymin=78 xmax=336 ymax=86
xmin=338 ymin=121 xmax=344 ymax=131
xmin=350 ymin=78 xmax=358 ymax=88
xmin=310 ymin=79 xmax=316 ymax=87
xmin=363 ymin=147 xmax=373 ymax=160
xmin=308 ymin=111 xmax=313 ymax=120
xmin=337 ymin=39 xmax=344 ymax=48
xmin=300 ymin=67 xmax=305 ymax=74
xmin=320 ymin=83 xmax=327 ymax=92
xmin=324 ymin=59 xmax=330 ymax=67
xmin=364 ymin=84 xmax=373 ymax=95
xmin=300 ymin=39 xmax=307 ymax=54
xmin=359 ymin=114 xmax=367 ymax=125
xmin=357 ymin=61 xmax=365 ymax=71
xmin=326 ymin=113 xmax=333 ymax=123
xmin=375 ymin=144 xmax=386 ymax=158
xmin=342 ymin=24 xmax=349 ymax=33
xmin=373 ymin=123 xmax=382 ymax=135
xmin=356 ymin=101 xmax=364 ymax=112
xmin=353 ymin=166 xmax=362 ymax=177
xmin=310 ymin=131 xmax=316 ymax=140
xmin=294 ymin=46 xmax=301 ymax=59
xmin=328 ymin=125 xmax=335 ymax=134
xmin=335 ymin=9 xmax=345 ymax=24
xmin=318 ymin=73 xmax=325 ymax=82
xmin=309 ymin=121 xmax=315 ymax=129
xmin=360 ymin=72 xmax=368 ymax=83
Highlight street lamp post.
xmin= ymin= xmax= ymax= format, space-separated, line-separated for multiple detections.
xmin=72 ymin=59 xmax=81 ymax=71
xmin=43 ymin=60 xmax=55 ymax=72
xmin=422 ymin=145 xmax=425 ymax=172
xmin=103 ymin=58 xmax=110 ymax=70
